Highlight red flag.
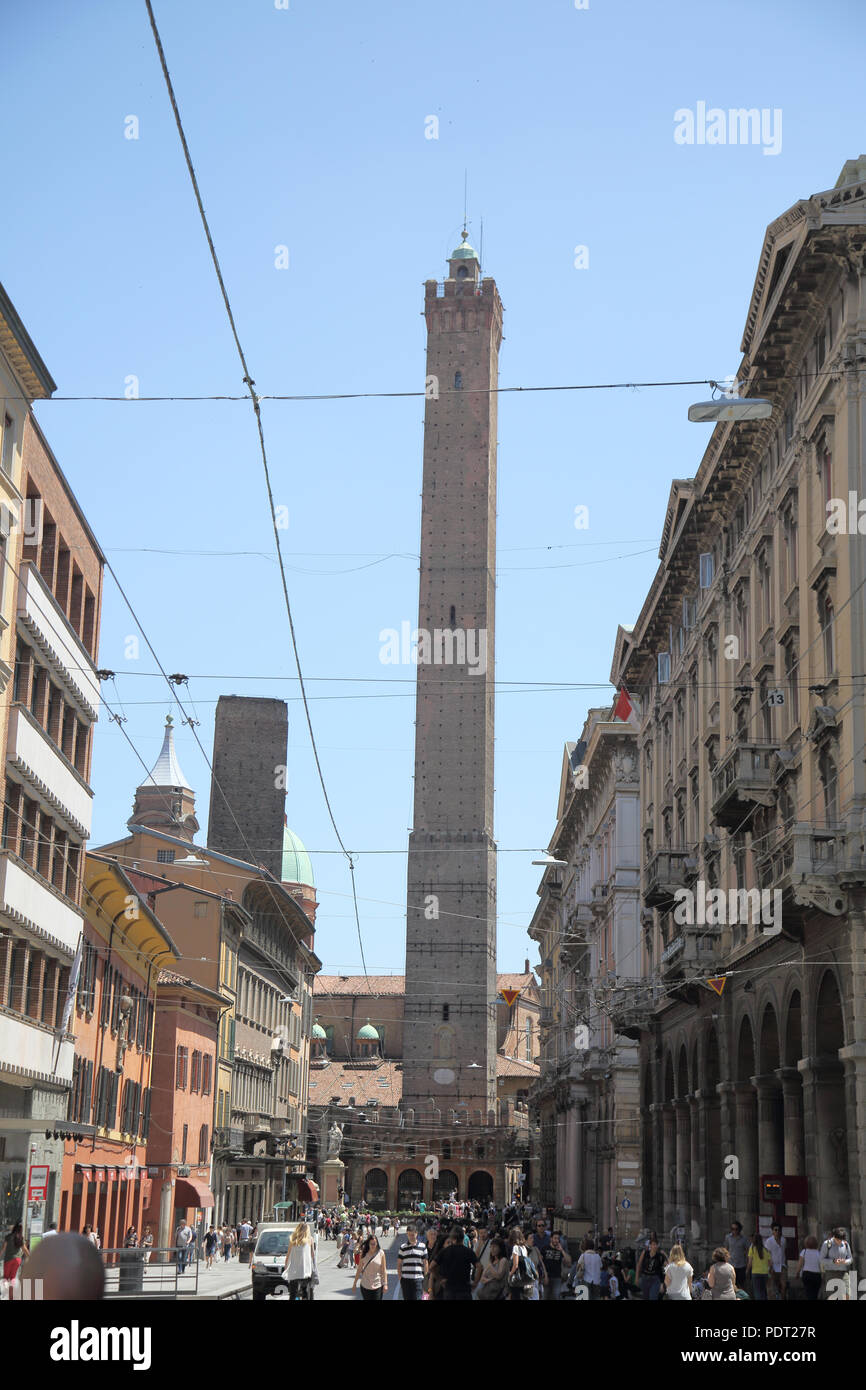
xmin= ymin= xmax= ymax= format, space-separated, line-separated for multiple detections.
xmin=613 ymin=686 xmax=639 ymax=726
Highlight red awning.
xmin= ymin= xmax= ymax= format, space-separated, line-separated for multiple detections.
xmin=174 ymin=1178 xmax=215 ymax=1209
xmin=292 ymin=1177 xmax=319 ymax=1204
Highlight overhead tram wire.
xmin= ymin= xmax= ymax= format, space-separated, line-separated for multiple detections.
xmin=19 ymin=362 xmax=852 ymax=404
xmin=143 ymin=0 xmax=372 ymax=992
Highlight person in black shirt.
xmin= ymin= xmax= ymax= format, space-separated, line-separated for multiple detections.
xmin=431 ymin=1227 xmax=477 ymax=1301
xmin=541 ymin=1232 xmax=573 ymax=1300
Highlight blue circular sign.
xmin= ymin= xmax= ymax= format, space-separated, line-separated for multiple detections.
xmin=621 ymin=1198 xmax=631 ymax=1210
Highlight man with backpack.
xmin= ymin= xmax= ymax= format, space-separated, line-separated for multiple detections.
xmin=820 ymin=1227 xmax=854 ymax=1299
xmin=577 ymin=1240 xmax=603 ymax=1300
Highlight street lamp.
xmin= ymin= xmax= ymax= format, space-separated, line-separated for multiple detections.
xmin=687 ymin=394 xmax=773 ymax=423
xmin=532 ymin=853 xmax=568 ymax=867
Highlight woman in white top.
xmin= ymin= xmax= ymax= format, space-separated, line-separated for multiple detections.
xmin=795 ymin=1236 xmax=822 ymax=1301
xmin=352 ymin=1234 xmax=388 ymax=1300
xmin=664 ymin=1244 xmax=694 ymax=1300
xmin=283 ymin=1222 xmax=317 ymax=1300
xmin=508 ymin=1228 xmax=533 ymax=1302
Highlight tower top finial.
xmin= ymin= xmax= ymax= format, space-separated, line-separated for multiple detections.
xmin=165 ymin=713 xmax=174 ymax=727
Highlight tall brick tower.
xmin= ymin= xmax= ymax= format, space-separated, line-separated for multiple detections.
xmin=403 ymin=233 xmax=503 ymax=1114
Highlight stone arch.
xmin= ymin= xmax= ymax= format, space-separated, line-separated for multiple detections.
xmin=432 ymin=1168 xmax=459 ymax=1201
xmin=467 ymin=1170 xmax=494 ymax=1202
xmin=815 ymin=969 xmax=846 ymax=1056
xmin=757 ymin=1002 xmax=784 ymax=1178
xmin=735 ymin=1014 xmax=756 ymax=1083
xmin=397 ymin=1168 xmax=423 ymax=1208
xmin=759 ymin=1002 xmax=781 ymax=1075
xmin=663 ymin=1052 xmax=675 ymax=1102
xmin=363 ymin=1167 xmax=388 ymax=1208
xmin=783 ymin=989 xmax=803 ymax=1067
xmin=677 ymin=1044 xmax=689 ymax=1100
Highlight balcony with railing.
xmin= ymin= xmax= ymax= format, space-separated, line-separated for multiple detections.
xmin=643 ymin=847 xmax=693 ymax=907
xmin=755 ymin=822 xmax=860 ymax=920
xmin=609 ymin=983 xmax=656 ymax=1039
xmin=711 ymin=741 xmax=777 ymax=829
xmin=659 ymin=924 xmax=723 ymax=979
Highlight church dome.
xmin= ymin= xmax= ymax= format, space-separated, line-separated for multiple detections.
xmin=357 ymin=1019 xmax=379 ymax=1041
xmin=281 ymin=824 xmax=314 ymax=887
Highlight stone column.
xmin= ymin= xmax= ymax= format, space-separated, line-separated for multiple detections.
xmin=716 ymin=1081 xmax=737 ymax=1225
xmin=752 ymin=1072 xmax=784 ymax=1181
xmin=674 ymin=1099 xmax=690 ymax=1226
xmin=733 ymin=1083 xmax=758 ymax=1231
xmin=776 ymin=1066 xmax=805 ymax=1176
xmin=840 ymin=1042 xmax=866 ymax=1257
xmin=648 ymin=1102 xmax=663 ymax=1232
xmin=688 ymin=1092 xmax=703 ymax=1239
xmin=574 ymin=1095 xmax=588 ymax=1216
xmin=661 ymin=1104 xmax=676 ymax=1231
xmin=798 ymin=1056 xmax=844 ymax=1235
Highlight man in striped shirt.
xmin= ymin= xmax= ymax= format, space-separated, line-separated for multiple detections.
xmin=397 ymin=1225 xmax=429 ymax=1300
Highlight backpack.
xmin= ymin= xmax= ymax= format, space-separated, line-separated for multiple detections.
xmin=508 ymin=1248 xmax=535 ymax=1288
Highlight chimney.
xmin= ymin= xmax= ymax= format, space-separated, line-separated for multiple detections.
xmin=524 ymin=958 xmax=530 ymax=975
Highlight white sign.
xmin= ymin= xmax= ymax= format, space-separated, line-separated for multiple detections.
xmin=622 ymin=1179 xmax=636 ymax=1187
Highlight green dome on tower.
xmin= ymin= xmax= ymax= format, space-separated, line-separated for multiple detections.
xmin=451 ymin=229 xmax=478 ymax=260
xmin=311 ymin=1022 xmax=326 ymax=1040
xmin=281 ymin=824 xmax=314 ymax=887
xmin=357 ymin=1019 xmax=379 ymax=1041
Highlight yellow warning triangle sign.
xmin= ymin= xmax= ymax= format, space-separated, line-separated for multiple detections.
xmin=500 ymin=988 xmax=520 ymax=1006
xmin=706 ymin=976 xmax=727 ymax=996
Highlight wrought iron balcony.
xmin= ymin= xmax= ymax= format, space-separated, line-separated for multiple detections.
xmin=711 ymin=741 xmax=777 ymax=829
xmin=643 ymin=847 xmax=693 ymax=907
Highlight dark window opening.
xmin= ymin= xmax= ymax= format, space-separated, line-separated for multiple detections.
xmin=442 ymin=1004 xmax=449 ymax=1021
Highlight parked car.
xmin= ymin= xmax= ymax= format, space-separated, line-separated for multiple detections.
xmin=250 ymin=1223 xmax=297 ymax=1301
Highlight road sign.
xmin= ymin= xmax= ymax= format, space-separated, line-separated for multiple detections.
xmin=621 ymin=1197 xmax=631 ymax=1210
xmin=500 ymin=988 xmax=520 ymax=1006
xmin=706 ymin=976 xmax=728 ymax=996
xmin=28 ymin=1164 xmax=49 ymax=1201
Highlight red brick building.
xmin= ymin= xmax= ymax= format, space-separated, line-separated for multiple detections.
xmin=142 ymin=969 xmax=222 ymax=1250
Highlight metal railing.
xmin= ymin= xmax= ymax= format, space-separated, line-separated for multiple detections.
xmin=100 ymin=1245 xmax=200 ymax=1299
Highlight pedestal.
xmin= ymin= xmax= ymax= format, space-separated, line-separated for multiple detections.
xmin=321 ymin=1157 xmax=346 ymax=1205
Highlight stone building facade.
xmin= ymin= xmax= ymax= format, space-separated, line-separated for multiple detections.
xmin=609 ymin=158 xmax=866 ymax=1264
xmin=529 ymin=711 xmax=642 ymax=1243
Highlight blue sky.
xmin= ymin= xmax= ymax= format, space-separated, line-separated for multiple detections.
xmin=2 ymin=0 xmax=863 ymax=974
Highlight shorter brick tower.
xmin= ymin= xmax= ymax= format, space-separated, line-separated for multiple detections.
xmin=207 ymin=696 xmax=288 ymax=876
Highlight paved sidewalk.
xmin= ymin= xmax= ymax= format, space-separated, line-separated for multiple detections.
xmin=178 ymin=1254 xmax=253 ymax=1300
